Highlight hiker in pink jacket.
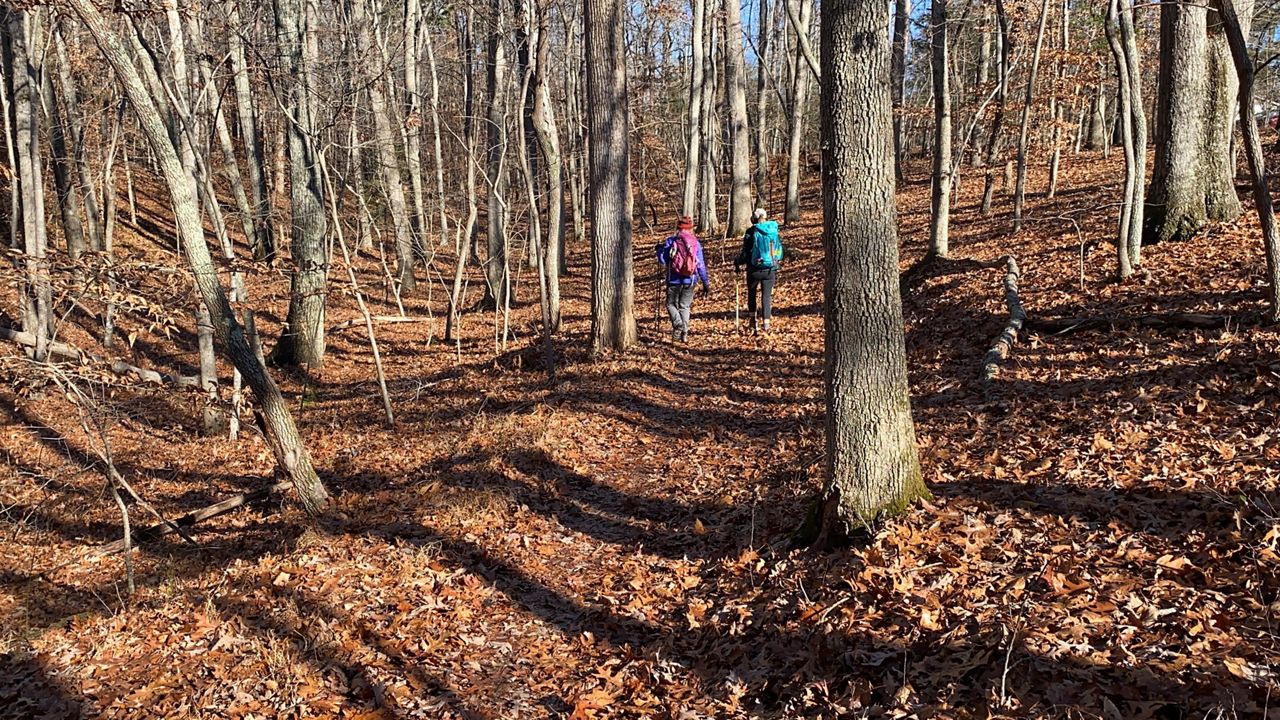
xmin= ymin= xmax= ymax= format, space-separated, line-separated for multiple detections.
xmin=656 ymin=216 xmax=710 ymax=343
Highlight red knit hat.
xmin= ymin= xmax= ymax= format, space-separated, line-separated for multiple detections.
xmin=677 ymin=215 xmax=694 ymax=230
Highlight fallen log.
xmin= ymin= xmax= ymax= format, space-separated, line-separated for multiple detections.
xmin=981 ymin=256 xmax=1025 ymax=383
xmin=328 ymin=315 xmax=433 ymax=333
xmin=0 ymin=326 xmax=201 ymax=389
xmin=1025 ymin=312 xmax=1231 ymax=334
xmin=100 ymin=480 xmax=294 ymax=554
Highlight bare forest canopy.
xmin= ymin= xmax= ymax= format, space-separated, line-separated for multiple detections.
xmin=3 ymin=0 xmax=1280 ymax=717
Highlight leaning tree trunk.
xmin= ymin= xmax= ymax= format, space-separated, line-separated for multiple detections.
xmin=65 ymin=0 xmax=330 ymax=515
xmin=1012 ymin=0 xmax=1051 ymax=233
xmin=817 ymin=0 xmax=928 ymax=541
xmin=52 ymin=28 xmax=102 ymax=252
xmin=585 ymin=0 xmax=637 ymax=353
xmin=929 ymin=0 xmax=951 ymax=258
xmin=784 ymin=0 xmax=813 ymax=223
xmin=1215 ymin=0 xmax=1280 ymax=321
xmin=891 ymin=0 xmax=909 ymax=182
xmin=681 ymin=0 xmax=706 ymax=218
xmin=272 ymin=0 xmax=328 ymax=367
xmin=1144 ymin=0 xmax=1242 ymax=244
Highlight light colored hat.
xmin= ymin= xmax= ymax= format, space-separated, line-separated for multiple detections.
xmin=752 ymin=208 xmax=768 ymax=221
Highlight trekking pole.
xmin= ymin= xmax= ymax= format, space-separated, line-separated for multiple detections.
xmin=734 ymin=272 xmax=741 ymax=333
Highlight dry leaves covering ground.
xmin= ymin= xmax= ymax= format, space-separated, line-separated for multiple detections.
xmin=2 ymin=151 xmax=1279 ymax=719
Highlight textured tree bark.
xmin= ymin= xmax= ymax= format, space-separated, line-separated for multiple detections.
xmin=929 ymin=0 xmax=951 ymax=258
xmin=585 ymin=0 xmax=637 ymax=353
xmin=184 ymin=10 xmax=257 ymax=266
xmin=227 ymin=1 xmax=274 ymax=260
xmin=52 ymin=29 xmax=102 ymax=252
xmin=784 ymin=0 xmax=812 ymax=223
xmin=273 ymin=0 xmax=329 ymax=368
xmin=681 ymin=0 xmax=706 ymax=218
xmin=66 ymin=0 xmax=330 ymax=515
xmin=403 ymin=0 xmax=429 ymax=250
xmin=350 ymin=0 xmax=416 ymax=292
xmin=43 ymin=63 xmax=88 ymax=261
xmin=723 ymin=0 xmax=753 ymax=234
xmin=1145 ymin=0 xmax=1242 ymax=244
xmin=1046 ymin=0 xmax=1069 ymax=199
xmin=529 ymin=0 xmax=563 ymax=331
xmin=753 ymin=0 xmax=770 ymax=204
xmin=891 ymin=0 xmax=909 ymax=182
xmin=1012 ymin=0 xmax=1051 ymax=233
xmin=980 ymin=0 xmax=1010 ymax=216
xmin=1105 ymin=0 xmax=1136 ymax=279
xmin=1119 ymin=0 xmax=1147 ymax=270
xmin=817 ymin=0 xmax=928 ymax=539
xmin=447 ymin=7 xmax=479 ymax=343
xmin=1215 ymin=0 xmax=1280 ymax=322
xmin=1086 ymin=81 xmax=1107 ymax=150
xmin=421 ymin=24 xmax=449 ymax=255
xmin=485 ymin=0 xmax=512 ymax=308
xmin=4 ymin=9 xmax=51 ymax=363
xmin=698 ymin=1 xmax=719 ymax=235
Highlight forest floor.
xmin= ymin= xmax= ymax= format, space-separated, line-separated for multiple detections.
xmin=2 ymin=150 xmax=1280 ymax=719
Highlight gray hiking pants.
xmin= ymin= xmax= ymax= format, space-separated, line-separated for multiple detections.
xmin=666 ymin=285 xmax=695 ymax=335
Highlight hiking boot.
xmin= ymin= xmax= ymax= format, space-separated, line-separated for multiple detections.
xmin=749 ymin=317 xmax=758 ymax=334
xmin=761 ymin=319 xmax=771 ymax=333
xmin=679 ymin=330 xmax=689 ymax=343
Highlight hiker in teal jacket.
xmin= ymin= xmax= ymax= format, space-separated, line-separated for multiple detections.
xmin=734 ymin=208 xmax=783 ymax=332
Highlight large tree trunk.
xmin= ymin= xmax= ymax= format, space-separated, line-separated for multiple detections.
xmin=485 ymin=0 xmax=512 ymax=308
xmin=65 ymin=0 xmax=330 ymax=515
xmin=891 ymin=0 xmax=909 ymax=182
xmin=1145 ymin=0 xmax=1242 ymax=244
xmin=783 ymin=0 xmax=812 ymax=223
xmin=929 ymin=0 xmax=951 ymax=258
xmin=227 ymin=1 xmax=275 ymax=260
xmin=4 ymin=9 xmax=52 ymax=362
xmin=724 ymin=0 xmax=753 ymax=234
xmin=817 ymin=0 xmax=927 ymax=540
xmin=1012 ymin=0 xmax=1051 ymax=233
xmin=272 ymin=0 xmax=329 ymax=367
xmin=585 ymin=0 xmax=637 ymax=353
